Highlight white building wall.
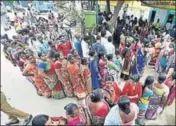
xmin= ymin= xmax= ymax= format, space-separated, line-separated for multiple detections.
xmin=153 ymin=9 xmax=167 ymax=26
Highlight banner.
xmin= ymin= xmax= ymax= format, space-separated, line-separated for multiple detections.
xmin=141 ymin=1 xmax=176 ymax=10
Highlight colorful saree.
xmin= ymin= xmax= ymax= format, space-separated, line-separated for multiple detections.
xmin=57 ymin=40 xmax=72 ymax=57
xmin=165 ymin=79 xmax=176 ymax=106
xmin=67 ymin=63 xmax=88 ymax=100
xmin=99 ymin=59 xmax=108 ymax=87
xmin=122 ymin=81 xmax=142 ymax=103
xmin=121 ymin=48 xmax=133 ymax=78
xmin=145 ymin=84 xmax=169 ymax=120
xmin=38 ymin=60 xmax=65 ymax=99
xmin=86 ymin=96 xmax=110 ymax=125
xmin=107 ymin=61 xmax=119 ymax=81
xmin=131 ymin=48 xmax=145 ymax=76
xmin=103 ymin=82 xmax=121 ymax=103
xmin=55 ymin=59 xmax=74 ymax=97
xmin=136 ymin=89 xmax=153 ymax=125
xmin=23 ymin=63 xmax=52 ymax=97
xmin=80 ymin=64 xmax=92 ymax=94
xmin=66 ymin=106 xmax=91 ymax=126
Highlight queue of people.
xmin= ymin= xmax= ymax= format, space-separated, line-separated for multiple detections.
xmin=1 ymin=7 xmax=175 ymax=126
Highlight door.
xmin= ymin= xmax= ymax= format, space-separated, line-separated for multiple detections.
xmin=150 ymin=10 xmax=156 ymax=22
xmin=167 ymin=14 xmax=174 ymax=23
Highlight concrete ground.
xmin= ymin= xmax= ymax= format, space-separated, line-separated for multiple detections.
xmin=1 ymin=15 xmax=175 ymax=126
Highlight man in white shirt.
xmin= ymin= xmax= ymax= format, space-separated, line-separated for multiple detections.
xmin=100 ymin=30 xmax=109 ymax=47
xmin=105 ymin=30 xmax=112 ymax=39
xmin=81 ymin=36 xmax=90 ymax=58
xmin=104 ymin=36 xmax=115 ymax=57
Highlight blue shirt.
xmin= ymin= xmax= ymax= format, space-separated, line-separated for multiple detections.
xmin=92 ymin=43 xmax=106 ymax=54
xmin=75 ymin=40 xmax=83 ymax=57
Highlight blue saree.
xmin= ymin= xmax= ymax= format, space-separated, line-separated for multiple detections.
xmin=131 ymin=48 xmax=145 ymax=76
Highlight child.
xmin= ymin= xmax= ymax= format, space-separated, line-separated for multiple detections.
xmin=113 ymin=49 xmax=122 ymax=83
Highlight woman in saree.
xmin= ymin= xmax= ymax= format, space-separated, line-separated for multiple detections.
xmin=98 ymin=52 xmax=108 ymax=87
xmin=80 ymin=58 xmax=92 ymax=94
xmin=64 ymin=103 xmax=91 ymax=126
xmin=67 ymin=54 xmax=88 ymax=101
xmin=165 ymin=72 xmax=176 ymax=106
xmin=86 ymin=89 xmax=110 ymax=125
xmin=70 ymin=49 xmax=81 ymax=65
xmin=57 ymin=39 xmax=72 ymax=57
xmin=154 ymin=45 xmax=165 ymax=70
xmin=157 ymin=51 xmax=168 ymax=73
xmin=54 ymin=52 xmax=74 ymax=97
xmin=88 ymin=51 xmax=101 ymax=89
xmin=122 ymin=75 xmax=142 ymax=103
xmin=32 ymin=114 xmax=67 ymax=126
xmin=145 ymin=73 xmax=169 ymax=120
xmin=37 ymin=52 xmax=65 ymax=99
xmin=104 ymin=96 xmax=139 ymax=125
xmin=22 ymin=55 xmax=51 ymax=97
xmin=103 ymin=75 xmax=121 ymax=104
xmin=17 ymin=52 xmax=28 ymax=72
xmin=166 ymin=43 xmax=175 ymax=75
xmin=106 ymin=54 xmax=119 ymax=82
xmin=136 ymin=76 xmax=154 ymax=125
xmin=131 ymin=46 xmax=146 ymax=76
xmin=130 ymin=38 xmax=141 ymax=56
xmin=120 ymin=42 xmax=134 ymax=80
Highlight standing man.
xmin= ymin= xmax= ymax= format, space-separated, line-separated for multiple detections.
xmin=104 ymin=36 xmax=115 ymax=57
xmin=1 ymin=92 xmax=32 ymax=125
xmin=81 ymin=36 xmax=90 ymax=58
xmin=92 ymin=35 xmax=106 ymax=55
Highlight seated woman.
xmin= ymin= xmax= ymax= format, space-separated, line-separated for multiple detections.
xmin=86 ymin=89 xmax=110 ymax=125
xmin=104 ymin=96 xmax=139 ymax=125
xmin=32 ymin=114 xmax=67 ymax=126
xmin=165 ymin=72 xmax=176 ymax=106
xmin=64 ymin=103 xmax=91 ymax=126
xmin=122 ymin=75 xmax=142 ymax=103
xmin=145 ymin=73 xmax=169 ymax=120
xmin=103 ymin=75 xmax=121 ymax=104
xmin=136 ymin=76 xmax=154 ymax=125
xmin=37 ymin=52 xmax=65 ymax=99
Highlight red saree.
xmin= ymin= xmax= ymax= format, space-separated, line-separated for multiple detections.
xmin=57 ymin=40 xmax=72 ymax=57
xmin=42 ymin=60 xmax=65 ymax=99
xmin=55 ymin=59 xmax=74 ymax=97
xmin=67 ymin=63 xmax=88 ymax=99
xmin=80 ymin=64 xmax=92 ymax=94
xmin=103 ymin=82 xmax=121 ymax=103
xmin=165 ymin=79 xmax=176 ymax=106
xmin=122 ymin=81 xmax=142 ymax=103
xmin=23 ymin=63 xmax=51 ymax=97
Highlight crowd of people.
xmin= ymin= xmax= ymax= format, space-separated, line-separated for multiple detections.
xmin=1 ymin=6 xmax=175 ymax=126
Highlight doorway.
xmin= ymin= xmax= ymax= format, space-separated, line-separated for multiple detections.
xmin=167 ymin=14 xmax=174 ymax=23
xmin=150 ymin=10 xmax=156 ymax=22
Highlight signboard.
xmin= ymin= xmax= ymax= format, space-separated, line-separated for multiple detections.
xmin=84 ymin=11 xmax=96 ymax=30
xmin=141 ymin=1 xmax=176 ymax=10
